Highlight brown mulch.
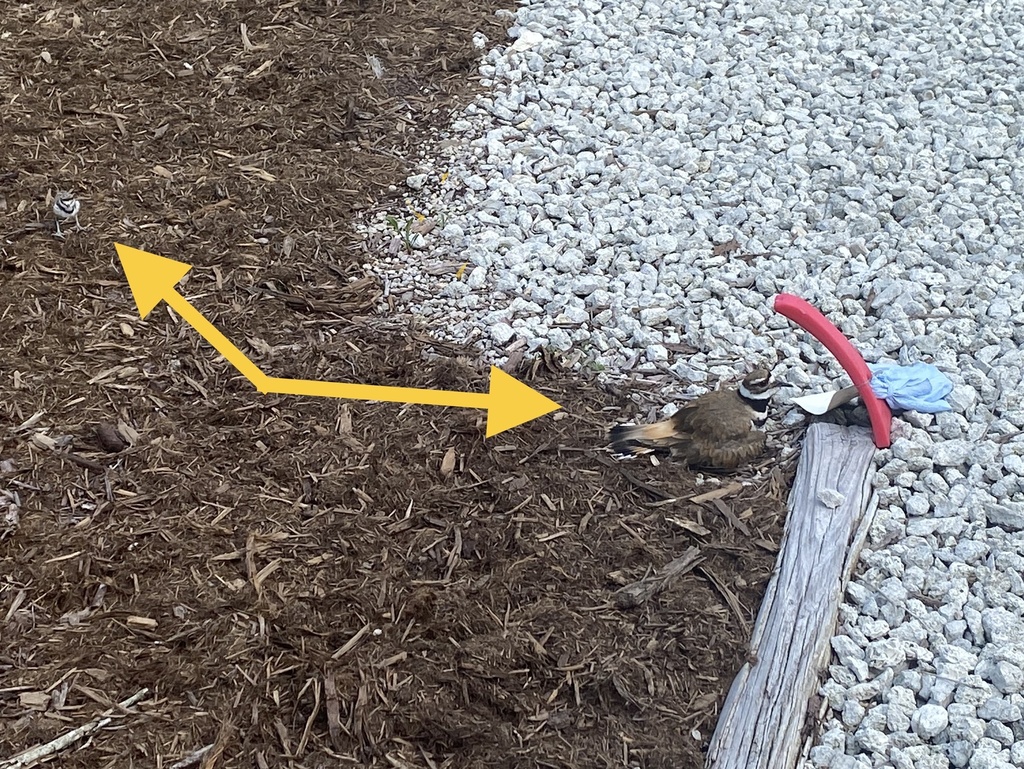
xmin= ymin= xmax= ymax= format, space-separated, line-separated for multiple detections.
xmin=1 ymin=2 xmax=793 ymax=768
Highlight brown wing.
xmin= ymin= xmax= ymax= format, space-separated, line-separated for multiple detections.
xmin=670 ymin=391 xmax=754 ymax=440
xmin=674 ymin=430 xmax=767 ymax=470
xmin=668 ymin=390 xmax=766 ymax=469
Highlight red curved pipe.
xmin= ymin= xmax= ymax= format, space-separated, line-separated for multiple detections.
xmin=773 ymin=293 xmax=892 ymax=448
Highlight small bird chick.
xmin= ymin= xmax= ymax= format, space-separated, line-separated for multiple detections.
xmin=52 ymin=191 xmax=82 ymax=237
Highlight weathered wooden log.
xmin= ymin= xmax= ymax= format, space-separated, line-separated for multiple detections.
xmin=706 ymin=422 xmax=878 ymax=769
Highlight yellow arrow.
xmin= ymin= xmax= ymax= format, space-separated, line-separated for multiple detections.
xmin=114 ymin=244 xmax=561 ymax=437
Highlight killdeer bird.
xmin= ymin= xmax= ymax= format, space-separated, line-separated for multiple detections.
xmin=607 ymin=369 xmax=777 ymax=470
xmin=52 ymin=191 xmax=82 ymax=237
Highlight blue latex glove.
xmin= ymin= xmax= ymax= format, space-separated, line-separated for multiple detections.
xmin=868 ymin=363 xmax=953 ymax=413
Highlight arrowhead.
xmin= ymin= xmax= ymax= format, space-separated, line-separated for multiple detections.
xmin=114 ymin=243 xmax=192 ymax=319
xmin=485 ymin=366 xmax=562 ymax=438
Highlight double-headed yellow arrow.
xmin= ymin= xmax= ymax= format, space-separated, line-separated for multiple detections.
xmin=114 ymin=244 xmax=561 ymax=437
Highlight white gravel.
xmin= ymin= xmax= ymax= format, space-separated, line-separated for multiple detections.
xmin=361 ymin=0 xmax=1024 ymax=764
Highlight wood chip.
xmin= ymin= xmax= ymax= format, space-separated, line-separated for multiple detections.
xmin=375 ymin=651 xmax=407 ymax=668
xmin=239 ymin=23 xmax=255 ymax=52
xmin=689 ymin=482 xmax=743 ymax=504
xmin=614 ymin=547 xmax=703 ymax=610
xmin=19 ymin=691 xmax=51 ymax=710
xmin=30 ymin=432 xmax=57 ymax=451
xmin=117 ymin=420 xmax=141 ymax=444
xmin=666 ymin=517 xmax=711 ymax=536
xmin=252 ymin=558 xmax=282 ymax=594
xmin=712 ymin=498 xmax=751 ymax=536
xmin=537 ymin=530 xmax=571 ymax=543
xmin=331 ymin=623 xmax=370 ymax=660
xmin=95 ymin=423 xmax=128 ymax=453
xmin=439 ymin=446 xmax=456 ymax=478
xmin=168 ymin=744 xmax=212 ymax=769
xmin=324 ymin=673 xmax=342 ymax=750
xmin=245 ymin=60 xmax=274 ymax=80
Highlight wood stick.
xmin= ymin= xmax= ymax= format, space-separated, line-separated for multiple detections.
xmin=698 ymin=564 xmax=750 ymax=637
xmin=1 ymin=688 xmax=149 ymax=768
xmin=614 ymin=546 xmax=703 ymax=609
xmin=56 ymin=451 xmax=109 ymax=473
xmin=168 ymin=744 xmax=213 ymax=769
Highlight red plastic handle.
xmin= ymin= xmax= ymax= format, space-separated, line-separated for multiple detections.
xmin=774 ymin=293 xmax=891 ymax=448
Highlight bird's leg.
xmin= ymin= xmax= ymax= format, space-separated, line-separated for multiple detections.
xmin=54 ymin=219 xmax=64 ymax=238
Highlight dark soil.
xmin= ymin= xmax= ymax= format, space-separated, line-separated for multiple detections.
xmin=1 ymin=2 xmax=791 ymax=767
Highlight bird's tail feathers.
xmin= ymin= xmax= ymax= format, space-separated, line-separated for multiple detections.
xmin=607 ymin=420 xmax=679 ymax=460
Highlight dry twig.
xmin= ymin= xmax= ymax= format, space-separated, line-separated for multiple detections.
xmin=168 ymin=744 xmax=213 ymax=769
xmin=614 ymin=546 xmax=703 ymax=609
xmin=1 ymin=688 xmax=149 ymax=769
